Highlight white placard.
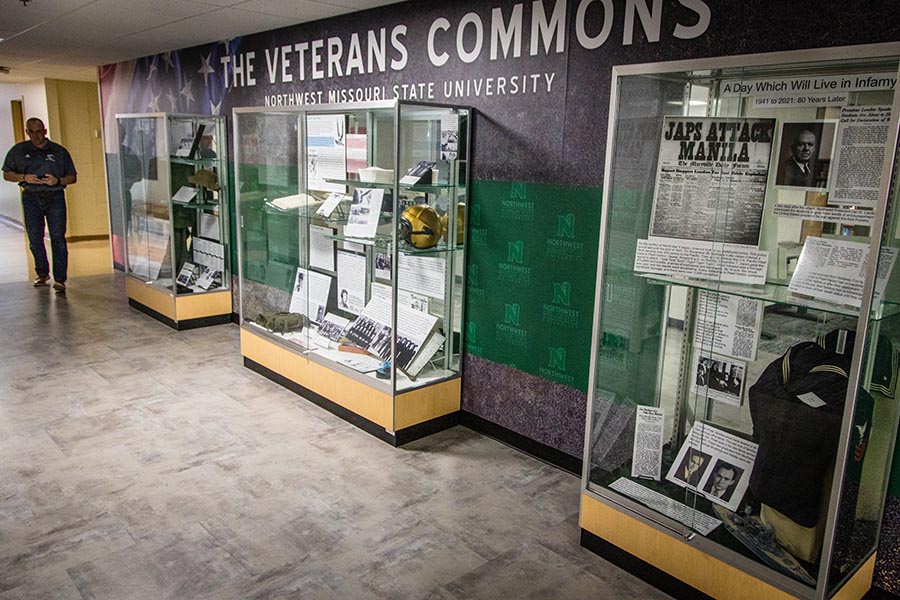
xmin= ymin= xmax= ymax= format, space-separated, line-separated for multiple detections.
xmin=171 ymin=185 xmax=197 ymax=204
xmin=830 ymin=105 xmax=893 ymax=208
xmin=337 ymin=251 xmax=366 ymax=314
xmin=269 ymin=194 xmax=318 ymax=211
xmin=400 ymin=160 xmax=436 ymax=185
xmin=634 ymin=238 xmax=768 ymax=285
xmin=788 ymin=237 xmax=899 ymax=308
xmin=307 ymin=114 xmax=346 ymax=193
xmin=691 ymin=352 xmax=747 ymax=407
xmin=772 ymin=203 xmax=876 ymax=226
xmin=316 ymin=192 xmax=346 ymax=218
xmin=797 ymin=392 xmax=827 ymax=409
xmin=609 ymin=478 xmax=721 ymax=536
xmin=196 ymin=267 xmax=217 ymax=290
xmin=693 ymin=291 xmax=762 ymax=361
xmin=344 ymin=188 xmax=383 ymax=239
xmin=665 ymin=423 xmax=758 ymax=512
xmin=398 ymin=254 xmax=447 ymax=299
xmin=175 ymin=262 xmax=195 ymax=286
xmin=199 ymin=213 xmax=220 ymax=241
xmin=631 ymin=406 xmax=664 ymax=480
xmin=649 ymin=116 xmax=774 ymax=247
xmin=405 ymin=331 xmax=445 ymax=377
xmin=309 ymin=225 xmax=336 ymax=272
xmin=288 ymin=268 xmax=333 ymax=324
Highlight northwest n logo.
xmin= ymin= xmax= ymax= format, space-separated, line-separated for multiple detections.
xmin=552 ymin=282 xmax=571 ymax=306
xmin=470 ymin=204 xmax=481 ymax=226
xmin=507 ymin=240 xmax=524 ymax=264
xmin=557 ymin=213 xmax=575 ymax=239
xmin=549 ymin=346 xmax=567 ymax=371
xmin=468 ymin=264 xmax=479 ymax=286
xmin=504 ymin=303 xmax=520 ymax=327
xmin=466 ymin=321 xmax=477 ymax=344
xmin=510 ymin=182 xmax=527 ymax=199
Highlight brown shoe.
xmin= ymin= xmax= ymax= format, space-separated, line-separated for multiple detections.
xmin=33 ymin=275 xmax=50 ymax=287
xmin=52 ymin=281 xmax=66 ymax=293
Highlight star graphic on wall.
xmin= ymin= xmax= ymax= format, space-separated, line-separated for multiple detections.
xmin=146 ymin=60 xmax=157 ymax=80
xmin=165 ymin=88 xmax=178 ymax=111
xmin=161 ymin=51 xmax=175 ymax=71
xmin=147 ymin=91 xmax=160 ymax=112
xmin=209 ymin=99 xmax=222 ymax=115
xmin=180 ymin=79 xmax=195 ymax=108
xmin=198 ymin=53 xmax=215 ymax=87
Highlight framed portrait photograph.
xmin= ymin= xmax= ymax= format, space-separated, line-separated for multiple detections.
xmin=773 ymin=120 xmax=838 ymax=190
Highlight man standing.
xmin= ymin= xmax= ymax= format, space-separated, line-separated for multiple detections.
xmin=3 ymin=118 xmax=77 ymax=292
xmin=779 ymin=128 xmax=818 ymax=187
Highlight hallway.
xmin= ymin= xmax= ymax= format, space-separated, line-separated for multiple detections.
xmin=0 ymin=268 xmax=671 ymax=599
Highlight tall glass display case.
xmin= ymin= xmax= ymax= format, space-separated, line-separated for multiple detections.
xmin=117 ymin=113 xmax=231 ymax=329
xmin=581 ymin=47 xmax=900 ymax=600
xmin=234 ymin=101 xmax=469 ymax=445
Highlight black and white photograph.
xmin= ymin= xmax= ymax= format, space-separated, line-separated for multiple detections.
xmin=693 ymin=353 xmax=746 ymax=407
xmin=774 ymin=120 xmax=837 ymax=190
xmin=345 ymin=315 xmax=385 ymax=350
xmin=703 ymin=459 xmax=744 ymax=503
xmin=400 ymin=160 xmax=436 ymax=185
xmin=441 ymin=129 xmax=459 ymax=160
xmin=673 ymin=449 xmax=712 ymax=488
xmin=317 ymin=313 xmax=349 ymax=343
xmin=375 ymin=252 xmax=392 ymax=280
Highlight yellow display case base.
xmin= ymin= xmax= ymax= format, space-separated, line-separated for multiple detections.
xmin=241 ymin=327 xmax=460 ymax=445
xmin=579 ymin=493 xmax=875 ymax=600
xmin=126 ymin=276 xmax=232 ymax=330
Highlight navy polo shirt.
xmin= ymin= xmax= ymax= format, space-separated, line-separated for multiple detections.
xmin=2 ymin=139 xmax=76 ymax=195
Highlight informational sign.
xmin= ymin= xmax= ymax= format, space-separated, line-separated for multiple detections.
xmin=693 ymin=291 xmax=762 ymax=361
xmin=307 ymin=114 xmax=346 ymax=193
xmin=788 ymin=237 xmax=898 ymax=308
xmin=631 ymin=406 xmax=664 ymax=480
xmin=831 ymin=105 xmax=893 ymax=208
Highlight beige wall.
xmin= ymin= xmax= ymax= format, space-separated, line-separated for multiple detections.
xmin=45 ymin=79 xmax=109 ymax=239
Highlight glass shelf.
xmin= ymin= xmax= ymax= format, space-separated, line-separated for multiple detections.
xmin=325 ymin=177 xmax=393 ymax=190
xmin=170 ymin=156 xmax=219 ymax=166
xmin=640 ymin=273 xmax=900 ymax=320
xmin=172 ymin=201 xmax=220 ymax=210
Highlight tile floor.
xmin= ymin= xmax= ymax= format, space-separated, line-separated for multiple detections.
xmin=0 ymin=224 xmax=672 ymax=599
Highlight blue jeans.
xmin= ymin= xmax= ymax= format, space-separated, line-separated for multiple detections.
xmin=22 ymin=191 xmax=68 ymax=283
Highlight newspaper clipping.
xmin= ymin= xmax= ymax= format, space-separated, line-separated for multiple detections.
xmin=649 ymin=116 xmax=775 ymax=246
xmin=830 ymin=105 xmax=892 ymax=208
xmin=693 ymin=291 xmax=763 ymax=361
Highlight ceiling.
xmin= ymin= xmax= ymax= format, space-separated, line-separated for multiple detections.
xmin=0 ymin=0 xmax=402 ymax=84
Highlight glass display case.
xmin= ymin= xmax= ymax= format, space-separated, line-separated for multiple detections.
xmin=117 ymin=113 xmax=231 ymax=329
xmin=234 ymin=100 xmax=469 ymax=445
xmin=580 ymin=48 xmax=900 ymax=600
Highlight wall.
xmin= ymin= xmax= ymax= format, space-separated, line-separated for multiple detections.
xmin=0 ymin=81 xmax=48 ymax=222
xmin=97 ymin=0 xmax=900 ymax=592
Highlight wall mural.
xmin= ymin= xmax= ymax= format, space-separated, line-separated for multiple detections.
xmin=99 ymin=1 xmax=900 ymax=591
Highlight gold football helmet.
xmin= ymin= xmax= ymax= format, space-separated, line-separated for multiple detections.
xmin=400 ymin=204 xmax=442 ymax=249
xmin=441 ymin=203 xmax=466 ymax=246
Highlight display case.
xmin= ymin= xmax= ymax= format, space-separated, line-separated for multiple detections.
xmin=117 ymin=113 xmax=231 ymax=329
xmin=234 ymin=101 xmax=469 ymax=445
xmin=581 ymin=47 xmax=900 ymax=600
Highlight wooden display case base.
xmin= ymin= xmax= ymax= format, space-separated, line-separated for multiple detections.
xmin=241 ymin=328 xmax=460 ymax=446
xmin=580 ymin=493 xmax=876 ymax=600
xmin=126 ymin=277 xmax=232 ymax=330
